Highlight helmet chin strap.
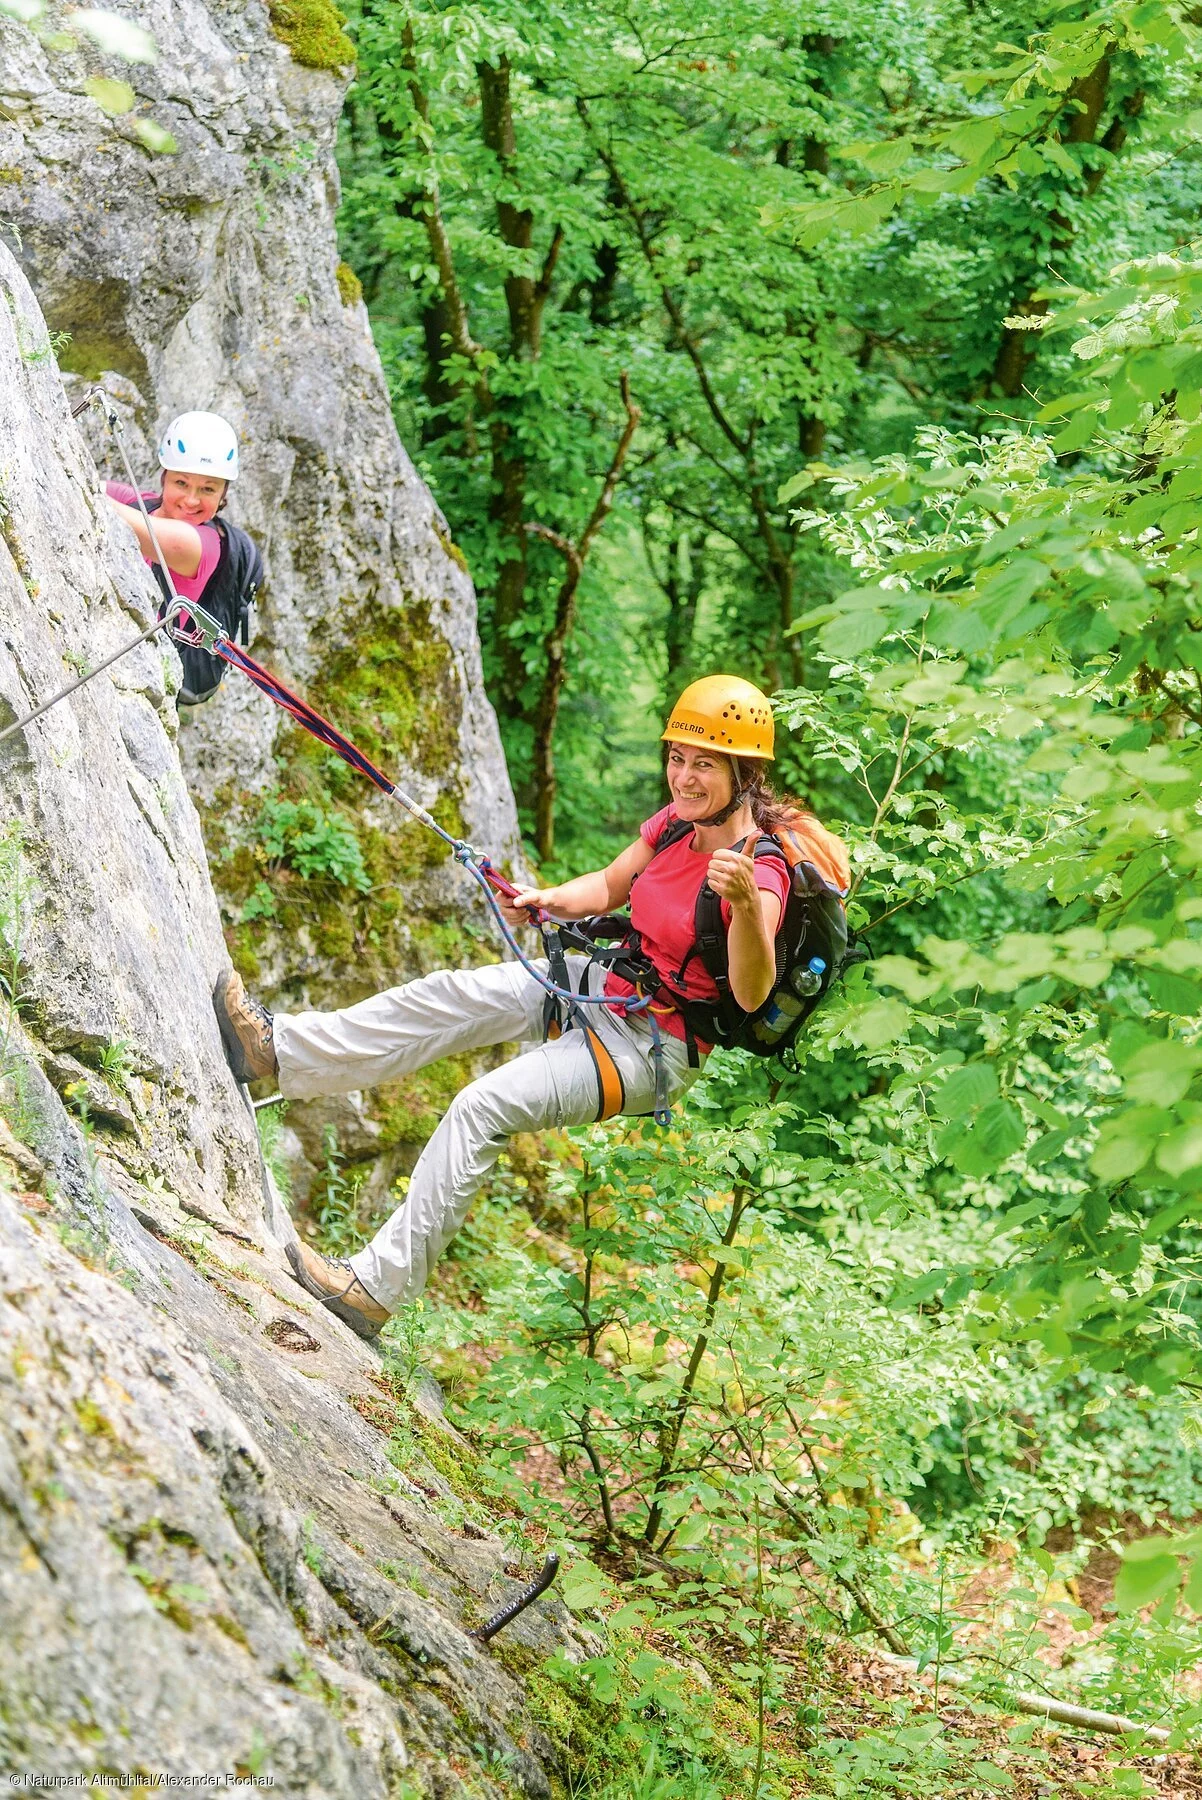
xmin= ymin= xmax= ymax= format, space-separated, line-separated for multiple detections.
xmin=694 ymin=756 xmax=751 ymax=829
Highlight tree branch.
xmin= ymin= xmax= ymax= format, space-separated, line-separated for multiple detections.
xmin=529 ymin=373 xmax=642 ymax=858
xmin=402 ymin=25 xmax=481 ymax=363
xmin=579 ymin=99 xmax=749 ymax=459
xmin=535 ymin=224 xmax=565 ymax=302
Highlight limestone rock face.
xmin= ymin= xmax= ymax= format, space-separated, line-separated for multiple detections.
xmin=0 ymin=0 xmax=521 ymax=993
xmin=0 ymin=246 xmax=579 ymax=1799
xmin=0 ymin=0 xmax=524 ymax=1201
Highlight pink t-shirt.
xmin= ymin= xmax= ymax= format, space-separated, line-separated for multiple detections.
xmin=105 ymin=482 xmax=221 ymax=605
xmin=605 ymin=803 xmax=790 ymax=1046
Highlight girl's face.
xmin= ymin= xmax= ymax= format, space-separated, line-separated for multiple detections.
xmin=159 ymin=470 xmax=227 ymax=526
xmin=665 ymin=743 xmax=734 ymax=822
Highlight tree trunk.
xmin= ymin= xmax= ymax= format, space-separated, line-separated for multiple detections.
xmin=591 ymin=238 xmax=620 ymax=326
xmin=477 ymin=59 xmax=565 ymax=705
xmin=991 ymin=59 xmax=1143 ymax=397
xmin=530 ymin=377 xmax=641 ymax=860
xmin=664 ymin=532 xmax=703 ymax=687
xmin=802 ymin=33 xmax=836 ymax=174
xmin=478 ymin=58 xmax=541 ymax=360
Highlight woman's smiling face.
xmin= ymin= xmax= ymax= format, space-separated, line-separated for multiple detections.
xmin=159 ymin=470 xmax=226 ymax=526
xmin=665 ymin=742 xmax=734 ymax=822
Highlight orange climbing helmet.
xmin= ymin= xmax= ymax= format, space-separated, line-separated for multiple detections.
xmin=661 ymin=674 xmax=775 ymax=761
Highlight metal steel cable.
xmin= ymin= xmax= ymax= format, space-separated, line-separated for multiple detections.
xmin=9 ymin=391 xmax=678 ymax=1115
xmin=0 ymin=613 xmax=171 ymax=748
xmin=0 ymin=390 xmax=187 ymax=747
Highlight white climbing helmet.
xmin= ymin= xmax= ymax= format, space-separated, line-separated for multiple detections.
xmin=158 ymin=410 xmax=240 ymax=482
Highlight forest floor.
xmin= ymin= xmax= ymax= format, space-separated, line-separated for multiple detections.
xmin=396 ymin=1148 xmax=1202 ymax=1800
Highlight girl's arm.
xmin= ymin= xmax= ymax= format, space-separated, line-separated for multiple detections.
xmin=706 ymin=843 xmax=781 ymax=1012
xmin=501 ymin=836 xmax=654 ymax=924
xmin=105 ymin=497 xmax=204 ymax=579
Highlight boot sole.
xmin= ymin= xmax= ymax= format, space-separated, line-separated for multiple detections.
xmin=284 ymin=1242 xmax=385 ymax=1342
xmin=213 ymin=973 xmax=276 ymax=1084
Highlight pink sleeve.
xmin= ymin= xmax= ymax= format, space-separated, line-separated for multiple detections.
xmin=104 ymin=481 xmax=140 ymax=506
xmin=640 ymin=803 xmax=676 ymax=847
xmin=194 ymin=523 xmax=221 ymax=591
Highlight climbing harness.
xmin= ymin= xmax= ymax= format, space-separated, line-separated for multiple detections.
xmin=4 ymin=391 xmax=676 ymax=1126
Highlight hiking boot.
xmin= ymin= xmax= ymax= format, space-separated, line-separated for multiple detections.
xmin=285 ymin=1239 xmax=390 ymax=1341
xmin=213 ymin=969 xmax=277 ymax=1083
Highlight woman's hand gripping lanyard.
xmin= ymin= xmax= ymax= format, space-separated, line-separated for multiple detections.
xmin=475 ymin=861 xmax=672 ymax=1128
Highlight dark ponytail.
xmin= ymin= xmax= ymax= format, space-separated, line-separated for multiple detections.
xmin=734 ymin=758 xmax=809 ymax=834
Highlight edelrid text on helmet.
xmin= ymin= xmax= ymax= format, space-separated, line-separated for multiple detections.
xmin=661 ymin=674 xmax=775 ymax=760
xmin=158 ymin=410 xmax=240 ymax=481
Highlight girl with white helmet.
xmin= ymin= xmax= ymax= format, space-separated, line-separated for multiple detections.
xmin=104 ymin=409 xmax=239 ymax=605
xmin=104 ymin=410 xmax=262 ymax=706
xmin=212 ymin=676 xmax=850 ymax=1341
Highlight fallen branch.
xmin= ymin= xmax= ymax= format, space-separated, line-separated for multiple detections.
xmin=872 ymin=1648 xmax=1172 ymax=1745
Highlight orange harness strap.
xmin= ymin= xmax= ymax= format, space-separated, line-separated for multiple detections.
xmin=580 ymin=1024 xmax=626 ymax=1122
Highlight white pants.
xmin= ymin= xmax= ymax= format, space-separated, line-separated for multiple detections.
xmin=273 ymin=959 xmax=701 ymax=1309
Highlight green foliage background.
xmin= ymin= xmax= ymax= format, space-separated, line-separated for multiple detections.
xmin=328 ymin=0 xmax=1202 ymax=1790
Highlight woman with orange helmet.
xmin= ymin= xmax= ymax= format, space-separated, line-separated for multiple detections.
xmin=213 ymin=675 xmax=846 ymax=1340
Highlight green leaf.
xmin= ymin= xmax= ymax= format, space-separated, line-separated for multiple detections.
xmin=846 ymin=998 xmax=911 ymax=1049
xmin=1052 ymin=405 xmax=1099 ymax=454
xmin=1028 ymin=1127 xmax=1072 ymax=1166
xmin=130 ymin=117 xmax=178 ymax=155
xmin=1090 ymin=1108 xmax=1173 ymax=1182
xmin=82 ymin=75 xmax=135 ymax=115
xmin=560 ymin=1561 xmax=611 ymax=1613
xmin=67 ymin=6 xmax=156 ymax=59
xmin=908 ymin=167 xmax=972 ymax=194
xmin=1144 ymin=969 xmax=1202 ymax=1014
xmin=1156 ymin=1125 xmax=1202 ymax=1179
xmin=778 ymin=470 xmax=816 ymax=504
xmin=944 ymin=116 xmax=1002 ymax=163
xmin=932 ymin=1063 xmax=998 ymax=1120
xmin=1123 ymin=1039 xmax=1202 ymax=1106
xmin=958 ymin=1099 xmax=1025 ymax=1176
xmin=819 ymin=608 xmax=888 ymax=657
xmin=844 ymin=136 xmax=914 ymax=174
xmin=1041 ymin=139 xmax=1079 ymax=179
xmin=976 ymin=556 xmax=1047 ymax=607
xmin=1114 ymin=1547 xmax=1180 ymax=1614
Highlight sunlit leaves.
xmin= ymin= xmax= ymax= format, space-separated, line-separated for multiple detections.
xmin=939 ymin=1098 xmax=1026 ymax=1178
xmin=82 ymin=75 xmax=135 ymax=114
xmin=932 ymin=1063 xmax=998 ymax=1119
xmin=67 ymin=7 xmax=157 ymax=59
xmin=130 ymin=117 xmax=178 ymax=154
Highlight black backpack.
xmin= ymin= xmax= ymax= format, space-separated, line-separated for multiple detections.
xmin=146 ymin=502 xmax=264 ymax=706
xmin=646 ymin=816 xmax=851 ymax=1057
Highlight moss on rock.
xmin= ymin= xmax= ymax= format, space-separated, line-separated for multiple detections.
xmin=314 ymin=603 xmax=462 ymax=780
xmin=335 ymin=260 xmax=363 ymax=307
xmin=433 ymin=520 xmax=469 ymax=576
xmin=267 ymin=0 xmax=355 ymax=69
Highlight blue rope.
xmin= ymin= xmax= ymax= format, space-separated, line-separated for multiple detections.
xmin=456 ymin=854 xmax=673 ymax=1127
xmin=455 ymin=848 xmax=651 ymax=1015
